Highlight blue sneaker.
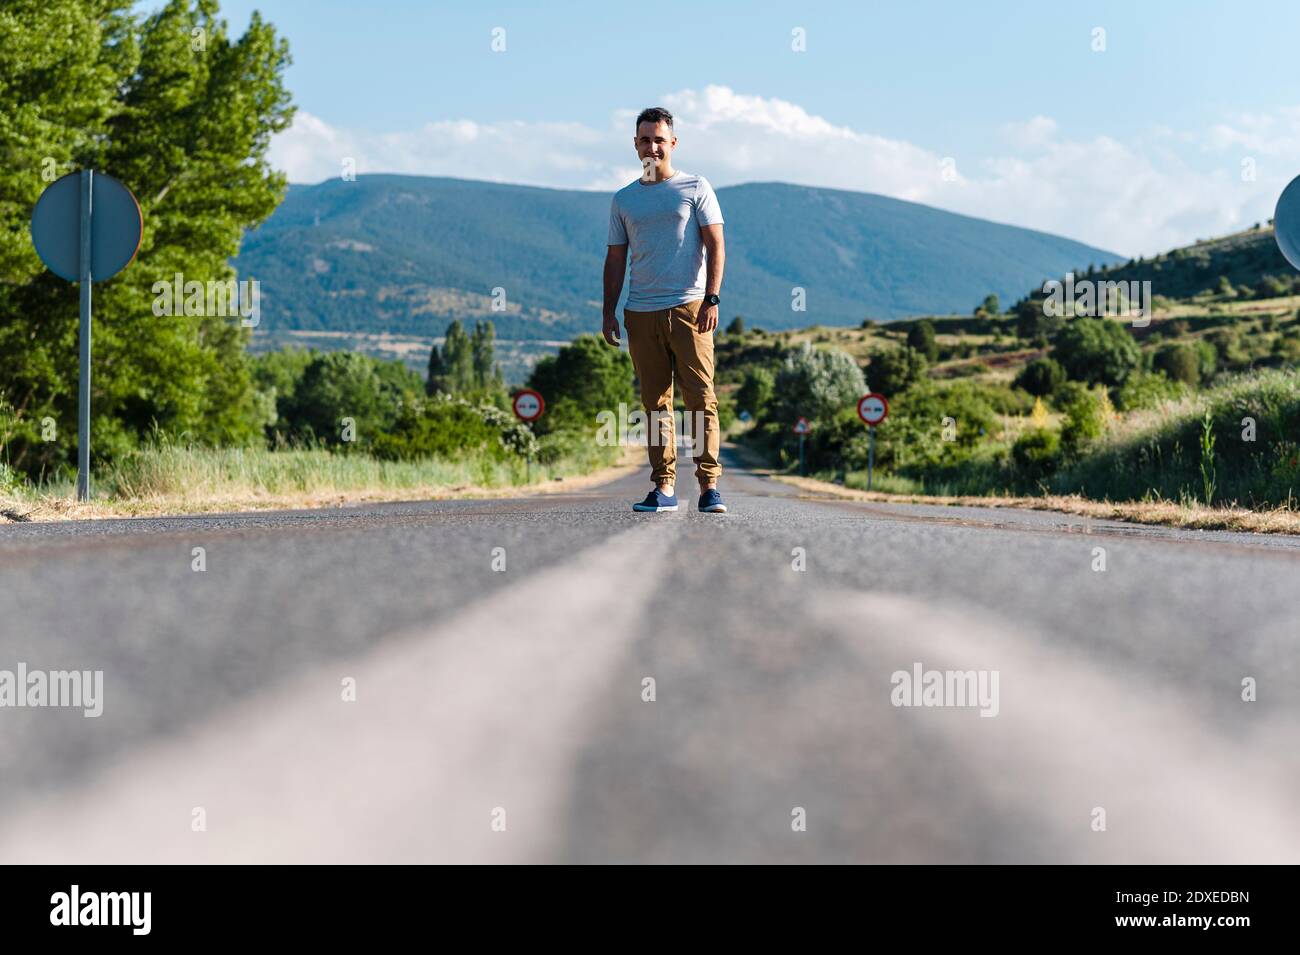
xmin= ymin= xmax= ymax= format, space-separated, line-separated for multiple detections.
xmin=698 ymin=488 xmax=727 ymax=513
xmin=633 ymin=488 xmax=679 ymax=512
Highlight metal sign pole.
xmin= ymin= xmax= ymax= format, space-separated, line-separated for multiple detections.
xmin=77 ymin=170 xmax=93 ymax=501
xmin=798 ymin=434 xmax=805 ymax=476
xmin=30 ymin=169 xmax=141 ymax=504
xmin=868 ymin=426 xmax=875 ymax=491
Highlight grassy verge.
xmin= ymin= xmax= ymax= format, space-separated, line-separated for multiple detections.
xmin=774 ymin=472 xmax=1300 ymax=535
xmin=0 ymin=439 xmax=636 ymax=522
xmin=1049 ymin=369 xmax=1300 ymax=507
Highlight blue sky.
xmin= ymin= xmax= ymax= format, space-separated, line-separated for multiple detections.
xmin=182 ymin=0 xmax=1300 ymax=256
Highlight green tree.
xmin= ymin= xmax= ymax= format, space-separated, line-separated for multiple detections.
xmin=425 ymin=340 xmax=447 ymax=395
xmin=1050 ymin=318 xmax=1140 ymax=386
xmin=869 ymin=346 xmax=928 ymax=394
xmin=767 ymin=342 xmax=866 ymax=426
xmin=977 ymin=293 xmax=1000 ymax=316
xmin=1015 ymin=298 xmax=1045 ymax=340
xmin=736 ymin=367 xmax=774 ymax=418
xmin=1012 ymin=428 xmax=1060 ymax=479
xmin=1115 ymin=370 xmax=1184 ymax=411
xmin=471 ymin=319 xmax=497 ymax=390
xmin=0 ymin=0 xmax=294 ymax=477
xmin=280 ymin=352 xmax=413 ymax=448
xmin=873 ymin=380 xmax=997 ymax=472
xmin=1013 ymin=357 xmax=1065 ymax=397
xmin=1152 ymin=343 xmax=1201 ymax=385
xmin=906 ymin=320 xmax=939 ymax=362
xmin=1059 ymin=387 xmax=1108 ymax=456
xmin=526 ymin=334 xmax=636 ymax=434
xmin=441 ymin=320 xmax=474 ymax=393
xmin=0 ymin=1 xmax=138 ymax=283
xmin=725 ymin=315 xmax=745 ymax=336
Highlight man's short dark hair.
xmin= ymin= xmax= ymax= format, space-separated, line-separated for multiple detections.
xmin=636 ymin=107 xmax=674 ymax=132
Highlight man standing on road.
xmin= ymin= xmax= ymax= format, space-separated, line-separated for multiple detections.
xmin=603 ymin=106 xmax=727 ymax=514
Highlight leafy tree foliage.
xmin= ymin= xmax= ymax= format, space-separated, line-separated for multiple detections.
xmin=1050 ymin=318 xmax=1140 ymax=386
xmin=906 ymin=320 xmax=938 ymax=362
xmin=526 ymin=334 xmax=636 ymax=435
xmin=0 ymin=0 xmax=294 ymax=477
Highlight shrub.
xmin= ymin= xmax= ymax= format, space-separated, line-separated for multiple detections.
xmin=1013 ymin=357 xmax=1065 ymax=397
xmin=766 ymin=342 xmax=866 ymax=426
xmin=872 ymin=380 xmax=998 ymax=472
xmin=1152 ymin=343 xmax=1201 ymax=385
xmin=279 ymin=352 xmax=418 ymax=449
xmin=736 ymin=367 xmax=775 ymax=418
xmin=1059 ymin=387 xmax=1109 ymax=456
xmin=1012 ymin=427 xmax=1060 ymax=479
xmin=906 ymin=321 xmax=939 ymax=362
xmin=527 ymin=334 xmax=636 ymax=435
xmin=868 ymin=346 xmax=928 ymax=394
xmin=372 ymin=394 xmax=536 ymax=461
xmin=1115 ymin=370 xmax=1185 ymax=411
xmin=1051 ymin=318 xmax=1141 ymax=386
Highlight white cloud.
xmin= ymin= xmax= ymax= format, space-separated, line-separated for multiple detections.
xmin=1001 ymin=116 xmax=1058 ymax=150
xmin=268 ymin=86 xmax=1300 ymax=257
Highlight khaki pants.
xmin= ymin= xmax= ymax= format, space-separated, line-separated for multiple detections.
xmin=623 ymin=298 xmax=722 ymax=486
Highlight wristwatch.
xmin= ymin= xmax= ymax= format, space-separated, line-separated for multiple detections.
xmin=704 ymin=293 xmax=721 ymax=306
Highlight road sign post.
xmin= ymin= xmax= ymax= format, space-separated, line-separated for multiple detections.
xmin=792 ymin=417 xmax=811 ymax=476
xmin=856 ymin=393 xmax=890 ymax=491
xmin=77 ymin=171 xmax=93 ymax=501
xmin=868 ymin=427 xmax=875 ymax=491
xmin=512 ymin=389 xmax=545 ymax=482
xmin=30 ymin=170 xmax=143 ymax=501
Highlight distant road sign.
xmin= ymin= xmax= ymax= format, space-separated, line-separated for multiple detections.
xmin=31 ymin=171 xmax=142 ymax=282
xmin=793 ymin=417 xmax=811 ymax=434
xmin=857 ymin=393 xmax=889 ymax=426
xmin=513 ymin=389 xmax=544 ymax=422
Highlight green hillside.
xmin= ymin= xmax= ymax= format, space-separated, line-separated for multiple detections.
xmin=716 ymin=219 xmax=1300 ymax=513
xmin=233 ymin=175 xmax=1121 ymax=340
xmin=1033 ymin=224 xmax=1298 ymax=305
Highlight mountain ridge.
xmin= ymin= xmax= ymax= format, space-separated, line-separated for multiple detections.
xmin=233 ymin=174 xmax=1122 ymax=339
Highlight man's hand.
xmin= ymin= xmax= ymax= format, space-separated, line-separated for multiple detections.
xmin=602 ymin=311 xmax=622 ymax=346
xmin=696 ymin=301 xmax=718 ymax=334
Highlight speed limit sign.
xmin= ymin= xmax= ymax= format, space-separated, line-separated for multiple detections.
xmin=512 ymin=389 xmax=544 ymax=422
xmin=857 ymin=393 xmax=889 ymax=426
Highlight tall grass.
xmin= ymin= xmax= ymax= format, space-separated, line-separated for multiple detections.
xmin=822 ymin=368 xmax=1300 ymax=511
xmin=1052 ymin=369 xmax=1300 ymax=508
xmin=4 ymin=430 xmax=622 ymax=510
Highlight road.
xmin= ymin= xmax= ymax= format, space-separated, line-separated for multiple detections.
xmin=2 ymin=449 xmax=1299 ymax=864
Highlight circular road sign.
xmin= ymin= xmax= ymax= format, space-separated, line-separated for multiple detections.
xmin=512 ymin=389 xmax=545 ymax=422
xmin=1275 ymin=173 xmax=1300 ymax=271
xmin=857 ymin=393 xmax=889 ymax=426
xmin=30 ymin=171 xmax=143 ymax=282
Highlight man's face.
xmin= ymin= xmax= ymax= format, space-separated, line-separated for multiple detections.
xmin=634 ymin=121 xmax=676 ymax=179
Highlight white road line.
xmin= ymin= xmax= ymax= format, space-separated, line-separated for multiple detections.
xmin=0 ymin=525 xmax=671 ymax=864
xmin=815 ymin=593 xmax=1300 ymax=863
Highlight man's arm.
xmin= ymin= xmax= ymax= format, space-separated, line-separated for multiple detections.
xmin=698 ymin=223 xmax=725 ymax=333
xmin=602 ymin=243 xmax=628 ymax=346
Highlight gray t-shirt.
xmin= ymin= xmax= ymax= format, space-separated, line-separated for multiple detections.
xmin=607 ymin=171 xmax=724 ymax=311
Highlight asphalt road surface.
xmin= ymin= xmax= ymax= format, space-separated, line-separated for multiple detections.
xmin=2 ymin=448 xmax=1299 ymax=864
